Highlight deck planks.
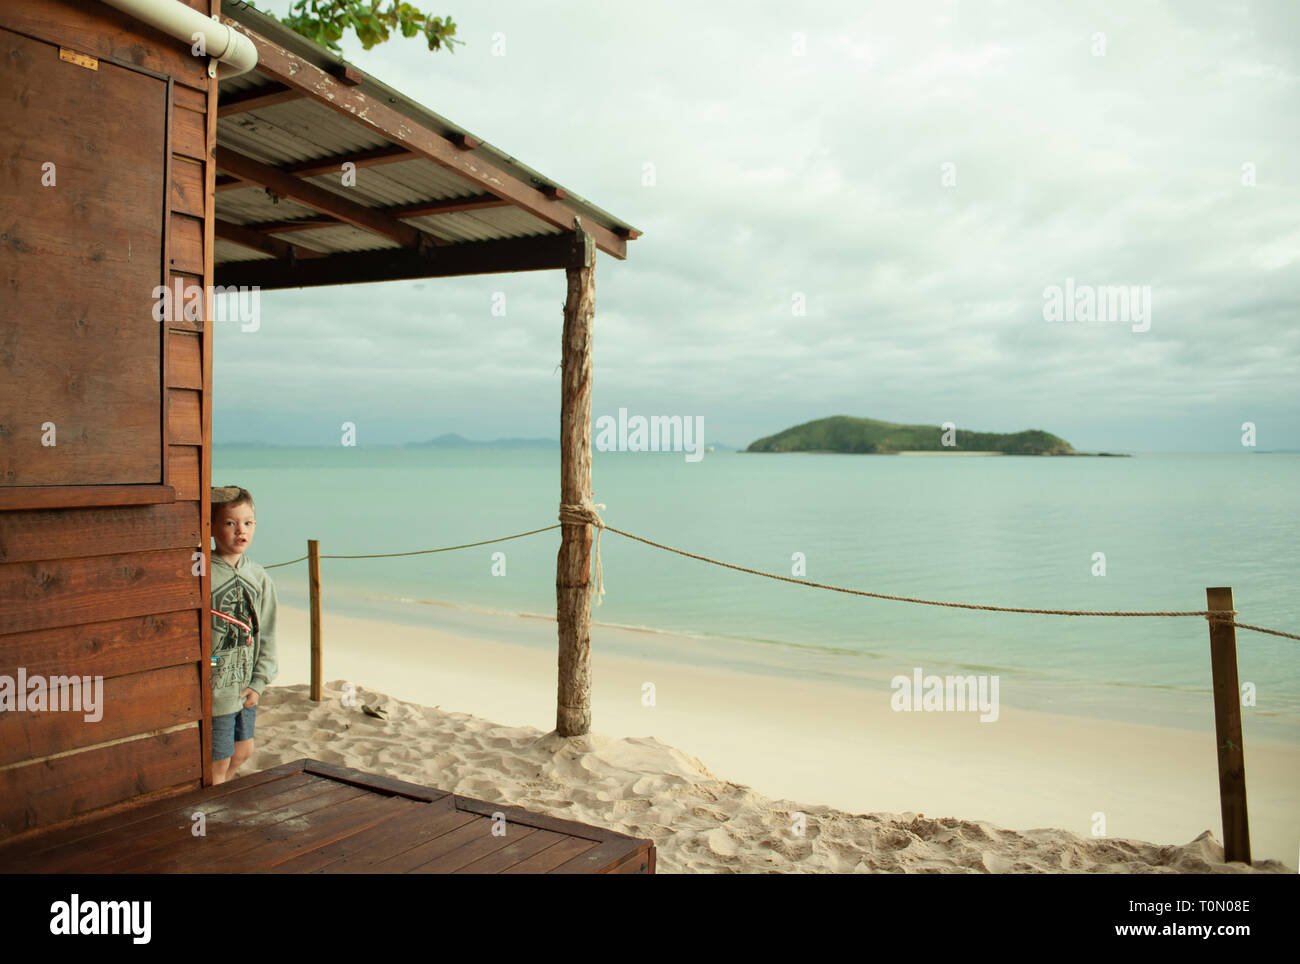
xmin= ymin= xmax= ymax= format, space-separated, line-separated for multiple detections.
xmin=82 ymin=775 xmax=356 ymax=873
xmin=0 ymin=760 xmax=307 ymax=860
xmin=30 ymin=771 xmax=321 ymax=873
xmin=0 ymin=758 xmax=654 ymax=874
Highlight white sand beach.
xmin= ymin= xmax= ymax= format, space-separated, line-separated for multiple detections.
xmin=245 ymin=603 xmax=1297 ymax=873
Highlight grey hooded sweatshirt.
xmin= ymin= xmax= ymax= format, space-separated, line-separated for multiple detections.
xmin=210 ymin=552 xmax=278 ymax=717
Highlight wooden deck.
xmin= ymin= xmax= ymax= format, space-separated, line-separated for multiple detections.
xmin=0 ymin=758 xmax=655 ymax=874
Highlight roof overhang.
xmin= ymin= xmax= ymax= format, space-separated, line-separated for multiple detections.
xmin=213 ymin=2 xmax=639 ymax=289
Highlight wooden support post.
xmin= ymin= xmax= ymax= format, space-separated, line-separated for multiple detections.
xmin=556 ymin=237 xmax=596 ymax=737
xmin=1206 ymin=586 xmax=1250 ymax=864
xmin=309 ymin=539 xmax=322 ymax=703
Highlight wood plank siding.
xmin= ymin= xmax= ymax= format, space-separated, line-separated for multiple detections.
xmin=0 ymin=0 xmax=217 ymax=841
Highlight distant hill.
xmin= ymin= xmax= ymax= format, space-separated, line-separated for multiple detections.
xmin=746 ymin=416 xmax=1077 ymax=455
xmin=405 ymin=433 xmax=558 ymax=450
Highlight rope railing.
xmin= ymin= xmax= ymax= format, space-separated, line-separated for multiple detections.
xmin=263 ymin=524 xmax=561 ymax=569
xmin=257 ymin=518 xmax=1300 ymax=641
xmin=1223 ymin=621 xmax=1300 ymax=641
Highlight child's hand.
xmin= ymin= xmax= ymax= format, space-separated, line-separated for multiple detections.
xmin=241 ymin=688 xmax=259 ymax=708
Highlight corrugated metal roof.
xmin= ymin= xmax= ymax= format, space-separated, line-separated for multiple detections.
xmin=222 ymin=99 xmax=392 ymax=165
xmin=214 ymin=2 xmax=638 ymax=267
xmin=271 ymin=224 xmax=403 ymax=256
xmin=217 ymin=187 xmax=318 ymax=224
xmin=214 ymin=239 xmax=273 ymax=263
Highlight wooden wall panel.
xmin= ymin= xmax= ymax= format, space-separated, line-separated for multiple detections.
xmin=0 ymin=27 xmax=165 ymax=487
xmin=0 ymin=0 xmax=208 ymax=89
xmin=172 ymin=106 xmax=206 ymax=161
xmin=167 ymin=331 xmax=203 ymax=389
xmin=166 ymin=271 xmax=206 ymax=331
xmin=173 ymin=84 xmax=206 ymax=113
xmin=168 ymin=446 xmax=200 ymax=500
xmin=171 ymin=156 xmax=205 ymax=217
xmin=0 ymin=502 xmax=199 ymax=564
xmin=0 ymin=726 xmax=201 ymax=838
xmin=0 ymin=0 xmax=216 ymax=840
xmin=167 ymin=389 xmax=202 ymax=445
xmin=0 ymin=485 xmax=176 ymax=512
xmin=0 ymin=548 xmax=200 ymax=636
xmin=0 ymin=609 xmax=201 ymax=681
xmin=169 ymin=213 xmax=205 ymax=275
xmin=0 ymin=663 xmax=202 ymax=767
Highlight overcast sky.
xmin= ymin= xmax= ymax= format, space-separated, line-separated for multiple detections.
xmin=215 ymin=0 xmax=1298 ymax=452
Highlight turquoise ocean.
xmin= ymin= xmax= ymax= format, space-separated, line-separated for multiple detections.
xmin=214 ymin=447 xmax=1300 ymax=741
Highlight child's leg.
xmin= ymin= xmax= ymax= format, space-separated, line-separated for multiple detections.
xmin=227 ymin=738 xmax=254 ymax=779
xmin=211 ymin=710 xmax=237 ymax=784
xmin=225 ymin=705 xmax=257 ymax=780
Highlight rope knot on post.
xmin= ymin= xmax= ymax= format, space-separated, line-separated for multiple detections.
xmin=558 ymin=501 xmax=606 ymax=605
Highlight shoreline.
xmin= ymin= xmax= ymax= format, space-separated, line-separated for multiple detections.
xmin=266 ymin=601 xmax=1300 ymax=865
xmin=276 ymin=587 xmax=1300 ymax=741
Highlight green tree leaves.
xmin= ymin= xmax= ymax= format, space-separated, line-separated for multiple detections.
xmin=256 ymin=1 xmax=462 ymax=55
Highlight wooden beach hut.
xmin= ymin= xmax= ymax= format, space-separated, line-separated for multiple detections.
xmin=0 ymin=0 xmax=643 ymax=871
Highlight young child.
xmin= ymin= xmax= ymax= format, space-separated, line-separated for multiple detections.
xmin=209 ymin=485 xmax=278 ymax=784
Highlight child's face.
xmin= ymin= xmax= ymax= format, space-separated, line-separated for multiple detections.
xmin=213 ymin=502 xmax=256 ymax=558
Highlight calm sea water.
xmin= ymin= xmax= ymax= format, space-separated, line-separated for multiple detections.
xmin=214 ymin=447 xmax=1300 ymax=738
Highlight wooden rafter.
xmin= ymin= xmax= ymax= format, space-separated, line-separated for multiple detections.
xmin=217 ymin=81 xmax=302 ymax=117
xmin=283 ymin=144 xmax=412 ymax=178
xmin=221 ymin=195 xmax=511 ymax=237
xmin=238 ymin=214 xmax=336 ymax=234
xmin=223 ymin=15 xmax=630 ymax=259
xmin=215 ymin=144 xmax=416 ymax=192
xmin=215 ymin=146 xmax=439 ymax=250
xmin=330 ymin=63 xmax=363 ymax=86
xmin=214 ymin=218 xmax=324 ymax=260
xmin=385 ymin=195 xmax=512 ymax=219
xmin=217 ymin=232 xmax=592 ymax=288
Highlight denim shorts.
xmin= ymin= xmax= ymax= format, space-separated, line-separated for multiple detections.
xmin=212 ymin=705 xmax=257 ymax=761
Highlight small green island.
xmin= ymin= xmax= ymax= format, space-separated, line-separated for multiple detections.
xmin=746 ymin=416 xmax=1125 ymax=456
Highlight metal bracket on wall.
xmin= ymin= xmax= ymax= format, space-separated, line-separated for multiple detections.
xmin=207 ymin=14 xmax=219 ymax=78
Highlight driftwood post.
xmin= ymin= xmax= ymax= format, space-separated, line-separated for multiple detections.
xmin=1206 ymin=586 xmax=1250 ymax=864
xmin=309 ymin=539 xmax=322 ymax=702
xmin=557 ymin=235 xmax=595 ymax=737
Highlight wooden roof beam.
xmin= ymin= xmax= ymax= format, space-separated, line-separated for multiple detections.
xmin=231 ymin=195 xmax=511 ymax=235
xmin=215 ymin=144 xmax=417 ymax=192
xmin=330 ymin=63 xmax=363 ymax=86
xmin=218 ymin=82 xmax=303 ymax=117
xmin=214 ymin=219 xmax=324 ymax=260
xmin=215 ymin=146 xmax=439 ymax=250
xmin=217 ymin=232 xmax=593 ymax=289
xmin=382 ymin=195 xmax=512 ymax=219
xmin=241 ymin=214 xmax=337 ymax=234
xmin=281 ymin=144 xmax=413 ymax=178
xmin=225 ymin=16 xmax=629 ymax=260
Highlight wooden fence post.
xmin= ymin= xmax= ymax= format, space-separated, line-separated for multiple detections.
xmin=1206 ymin=586 xmax=1250 ymax=864
xmin=556 ymin=237 xmax=595 ymax=737
xmin=309 ymin=539 xmax=322 ymax=703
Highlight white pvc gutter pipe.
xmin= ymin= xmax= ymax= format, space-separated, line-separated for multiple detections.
xmin=99 ymin=0 xmax=258 ymax=78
